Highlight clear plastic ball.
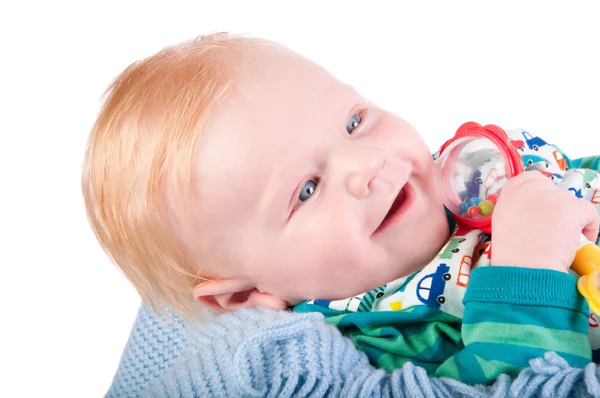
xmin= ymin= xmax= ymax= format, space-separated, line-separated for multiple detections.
xmin=437 ymin=136 xmax=510 ymax=223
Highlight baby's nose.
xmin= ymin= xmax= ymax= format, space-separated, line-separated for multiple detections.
xmin=343 ymin=148 xmax=386 ymax=198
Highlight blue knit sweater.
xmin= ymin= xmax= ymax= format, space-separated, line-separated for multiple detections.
xmin=107 ymin=305 xmax=600 ymax=397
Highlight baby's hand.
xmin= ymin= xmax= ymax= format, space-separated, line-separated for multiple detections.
xmin=491 ymin=171 xmax=599 ymax=273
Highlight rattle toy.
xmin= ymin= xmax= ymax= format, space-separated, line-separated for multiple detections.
xmin=436 ymin=122 xmax=600 ymax=313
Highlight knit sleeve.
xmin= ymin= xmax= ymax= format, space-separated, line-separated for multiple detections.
xmin=107 ymin=305 xmax=600 ymax=397
xmin=435 ymin=266 xmax=592 ymax=384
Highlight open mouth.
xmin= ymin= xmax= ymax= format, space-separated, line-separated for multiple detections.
xmin=385 ymin=188 xmax=406 ymax=221
xmin=373 ymin=184 xmax=411 ymax=234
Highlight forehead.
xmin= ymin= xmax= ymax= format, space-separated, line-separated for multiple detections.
xmin=238 ymin=46 xmax=345 ymax=126
xmin=192 ymin=47 xmax=354 ymax=216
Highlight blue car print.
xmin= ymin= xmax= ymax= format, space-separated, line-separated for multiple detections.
xmin=522 ymin=131 xmax=548 ymax=151
xmin=416 ymin=263 xmax=452 ymax=309
xmin=465 ymin=170 xmax=483 ymax=200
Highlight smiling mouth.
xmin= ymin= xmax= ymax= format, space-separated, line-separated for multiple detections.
xmin=373 ymin=184 xmax=411 ymax=234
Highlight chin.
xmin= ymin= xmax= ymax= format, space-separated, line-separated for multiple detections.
xmin=414 ymin=220 xmax=449 ymax=264
xmin=389 ymin=220 xmax=447 ymax=274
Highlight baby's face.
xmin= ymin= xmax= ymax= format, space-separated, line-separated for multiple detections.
xmin=189 ymin=45 xmax=449 ymax=305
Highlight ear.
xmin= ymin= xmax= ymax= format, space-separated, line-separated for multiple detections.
xmin=193 ymin=278 xmax=288 ymax=312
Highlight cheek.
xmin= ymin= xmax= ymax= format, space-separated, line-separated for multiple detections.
xmin=418 ymin=160 xmax=444 ymax=206
xmin=407 ymin=135 xmax=434 ymax=171
xmin=304 ymin=220 xmax=370 ymax=271
xmin=379 ymin=116 xmax=432 ymax=165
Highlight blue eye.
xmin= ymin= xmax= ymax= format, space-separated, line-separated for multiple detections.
xmin=346 ymin=114 xmax=361 ymax=134
xmin=299 ymin=179 xmax=318 ymax=202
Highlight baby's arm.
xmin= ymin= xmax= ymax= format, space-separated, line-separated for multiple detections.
xmin=436 ymin=266 xmax=591 ymax=384
xmin=437 ymin=169 xmax=599 ymax=384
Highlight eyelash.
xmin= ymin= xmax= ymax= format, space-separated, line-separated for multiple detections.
xmin=347 ymin=113 xmax=362 ymax=134
xmin=291 ymin=177 xmax=320 ymax=213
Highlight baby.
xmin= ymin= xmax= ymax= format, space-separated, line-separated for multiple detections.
xmin=82 ymin=33 xmax=600 ymax=384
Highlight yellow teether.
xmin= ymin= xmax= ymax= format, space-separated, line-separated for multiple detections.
xmin=578 ymin=272 xmax=600 ymax=315
xmin=573 ymin=237 xmax=600 ymax=314
xmin=572 ymin=240 xmax=600 ymax=276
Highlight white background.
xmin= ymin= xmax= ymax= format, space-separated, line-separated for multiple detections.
xmin=2 ymin=1 xmax=600 ymax=396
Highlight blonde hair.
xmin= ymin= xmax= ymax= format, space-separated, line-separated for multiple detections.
xmin=82 ymin=33 xmax=265 ymax=317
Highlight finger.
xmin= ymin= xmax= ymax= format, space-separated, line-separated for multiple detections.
xmin=513 ymin=170 xmax=544 ymax=182
xmin=580 ymin=200 xmax=600 ymax=243
xmin=517 ymin=170 xmax=557 ymax=187
xmin=504 ymin=170 xmax=549 ymax=192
